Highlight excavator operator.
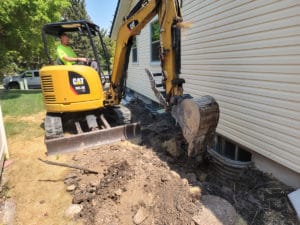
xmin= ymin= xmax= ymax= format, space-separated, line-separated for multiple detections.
xmin=56 ymin=32 xmax=88 ymax=65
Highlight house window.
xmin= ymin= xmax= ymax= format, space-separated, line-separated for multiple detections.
xmin=132 ymin=37 xmax=138 ymax=63
xmin=151 ymin=20 xmax=160 ymax=62
xmin=212 ymin=134 xmax=252 ymax=162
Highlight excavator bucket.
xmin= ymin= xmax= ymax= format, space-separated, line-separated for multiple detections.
xmin=171 ymin=96 xmax=219 ymax=162
xmin=45 ymin=122 xmax=140 ymax=155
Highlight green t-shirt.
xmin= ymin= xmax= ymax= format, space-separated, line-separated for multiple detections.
xmin=56 ymin=44 xmax=77 ymax=65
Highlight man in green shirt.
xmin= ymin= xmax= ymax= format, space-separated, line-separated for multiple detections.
xmin=56 ymin=32 xmax=88 ymax=65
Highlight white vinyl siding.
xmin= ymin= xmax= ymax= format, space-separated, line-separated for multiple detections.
xmin=181 ymin=0 xmax=300 ymax=173
xmin=0 ymin=106 xmax=8 ymax=174
xmin=127 ymin=20 xmax=161 ymax=101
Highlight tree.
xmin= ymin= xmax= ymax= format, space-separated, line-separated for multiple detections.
xmin=98 ymin=28 xmax=115 ymax=71
xmin=0 ymin=0 xmax=115 ymax=77
xmin=61 ymin=0 xmax=92 ymax=61
xmin=62 ymin=0 xmax=89 ymax=21
xmin=0 ymin=0 xmax=70 ymax=75
xmin=62 ymin=0 xmax=115 ymax=72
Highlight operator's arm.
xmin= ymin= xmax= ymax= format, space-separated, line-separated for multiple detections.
xmin=57 ymin=45 xmax=87 ymax=65
xmin=62 ymin=55 xmax=87 ymax=63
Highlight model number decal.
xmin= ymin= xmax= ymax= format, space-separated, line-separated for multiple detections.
xmin=68 ymin=72 xmax=90 ymax=95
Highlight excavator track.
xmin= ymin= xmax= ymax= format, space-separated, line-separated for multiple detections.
xmin=44 ymin=113 xmax=63 ymax=139
xmin=44 ymin=105 xmax=140 ymax=155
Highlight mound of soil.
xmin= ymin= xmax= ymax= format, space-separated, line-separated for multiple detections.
xmin=64 ymin=99 xmax=298 ymax=225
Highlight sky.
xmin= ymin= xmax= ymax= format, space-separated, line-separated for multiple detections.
xmin=85 ymin=0 xmax=119 ymax=31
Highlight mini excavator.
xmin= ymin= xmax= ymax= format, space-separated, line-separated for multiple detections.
xmin=40 ymin=0 xmax=219 ymax=160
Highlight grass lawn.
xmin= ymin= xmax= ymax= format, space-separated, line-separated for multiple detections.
xmin=0 ymin=90 xmax=44 ymax=116
xmin=0 ymin=89 xmax=45 ymax=138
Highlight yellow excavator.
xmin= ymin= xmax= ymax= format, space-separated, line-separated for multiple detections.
xmin=40 ymin=0 xmax=219 ymax=160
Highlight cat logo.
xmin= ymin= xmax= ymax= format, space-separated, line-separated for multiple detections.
xmin=72 ymin=77 xmax=84 ymax=86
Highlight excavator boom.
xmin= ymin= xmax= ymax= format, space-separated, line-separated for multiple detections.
xmin=108 ymin=0 xmax=183 ymax=106
xmin=109 ymin=0 xmax=219 ymax=160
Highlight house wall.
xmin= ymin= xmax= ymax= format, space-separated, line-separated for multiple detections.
xmin=179 ymin=0 xmax=300 ymax=174
xmin=127 ymin=19 xmax=161 ymax=101
xmin=124 ymin=0 xmax=300 ymax=177
xmin=0 ymin=105 xmax=9 ymax=174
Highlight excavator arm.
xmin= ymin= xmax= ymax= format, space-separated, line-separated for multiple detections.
xmin=108 ymin=0 xmax=183 ymax=107
xmin=109 ymin=0 xmax=220 ymax=161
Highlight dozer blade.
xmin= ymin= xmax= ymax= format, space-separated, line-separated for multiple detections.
xmin=171 ymin=96 xmax=219 ymax=162
xmin=45 ymin=122 xmax=141 ymax=155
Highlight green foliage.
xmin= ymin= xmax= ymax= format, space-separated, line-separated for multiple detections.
xmin=0 ymin=0 xmax=70 ymax=75
xmin=0 ymin=0 xmax=116 ymax=77
xmin=62 ymin=0 xmax=89 ymax=21
xmin=97 ymin=29 xmax=115 ymax=71
xmin=63 ymin=0 xmax=92 ymax=59
xmin=151 ymin=20 xmax=160 ymax=42
xmin=0 ymin=90 xmax=44 ymax=116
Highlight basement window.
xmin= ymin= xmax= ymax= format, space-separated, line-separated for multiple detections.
xmin=212 ymin=134 xmax=252 ymax=162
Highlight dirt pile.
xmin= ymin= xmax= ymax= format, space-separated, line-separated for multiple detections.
xmin=64 ymin=142 xmax=201 ymax=225
xmin=64 ymin=99 xmax=298 ymax=225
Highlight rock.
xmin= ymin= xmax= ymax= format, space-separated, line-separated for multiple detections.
xmin=3 ymin=199 xmax=16 ymax=225
xmin=87 ymin=185 xmax=97 ymax=193
xmin=114 ymin=189 xmax=123 ymax=196
xmin=64 ymin=173 xmax=78 ymax=180
xmin=72 ymin=155 xmax=78 ymax=161
xmin=64 ymin=204 xmax=83 ymax=219
xmin=39 ymin=200 xmax=45 ymax=204
xmin=66 ymin=184 xmax=76 ymax=192
xmin=64 ymin=174 xmax=79 ymax=185
xmin=133 ymin=207 xmax=148 ymax=224
xmin=90 ymin=180 xmax=100 ymax=187
xmin=193 ymin=195 xmax=236 ymax=225
xmin=186 ymin=173 xmax=198 ymax=183
xmin=170 ymin=170 xmax=181 ymax=179
xmin=221 ymin=186 xmax=233 ymax=197
xmin=162 ymin=138 xmax=182 ymax=158
xmin=72 ymin=191 xmax=91 ymax=204
xmin=182 ymin=178 xmax=189 ymax=186
xmin=189 ymin=186 xmax=202 ymax=199
xmin=161 ymin=175 xmax=170 ymax=182
xmin=196 ymin=172 xmax=207 ymax=182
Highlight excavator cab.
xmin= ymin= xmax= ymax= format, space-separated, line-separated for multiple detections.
xmin=42 ymin=20 xmax=110 ymax=73
xmin=40 ymin=20 xmax=140 ymax=154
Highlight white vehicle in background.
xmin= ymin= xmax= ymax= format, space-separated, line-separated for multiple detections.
xmin=2 ymin=70 xmax=41 ymax=89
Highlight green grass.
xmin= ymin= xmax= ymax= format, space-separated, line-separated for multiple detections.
xmin=0 ymin=90 xmax=44 ymax=116
xmin=4 ymin=120 xmax=44 ymax=138
xmin=0 ymin=89 xmax=45 ymax=138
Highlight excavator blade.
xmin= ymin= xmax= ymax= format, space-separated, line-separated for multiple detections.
xmin=45 ymin=122 xmax=141 ymax=155
xmin=171 ymin=95 xmax=219 ymax=162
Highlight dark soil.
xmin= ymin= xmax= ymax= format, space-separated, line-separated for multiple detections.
xmin=65 ymin=99 xmax=298 ymax=225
